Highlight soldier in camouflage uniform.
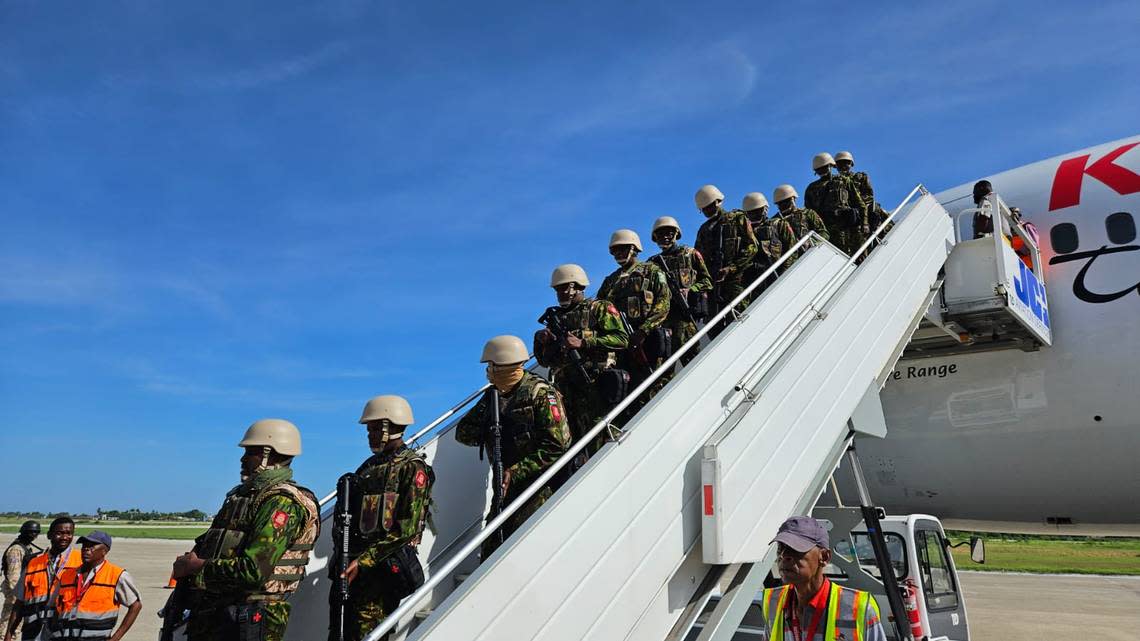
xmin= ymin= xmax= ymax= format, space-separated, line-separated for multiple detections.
xmin=172 ymin=419 xmax=320 ymax=641
xmin=804 ymin=152 xmax=868 ymax=255
xmin=331 ymin=395 xmax=433 ymax=641
xmin=772 ymin=184 xmax=829 ymax=258
xmin=598 ymin=229 xmax=671 ymax=402
xmin=647 ymin=216 xmax=711 ymax=369
xmin=457 ymin=335 xmax=572 ymax=559
xmin=740 ymin=192 xmax=797 ymax=300
xmin=534 ymin=264 xmax=629 ymax=452
xmin=693 ymin=185 xmax=758 ymax=331
xmin=1 ymin=521 xmax=40 ymax=640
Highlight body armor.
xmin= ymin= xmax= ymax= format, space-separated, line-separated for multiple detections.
xmin=350 ymin=447 xmax=433 ymax=555
xmin=598 ymin=261 xmax=661 ymax=324
xmin=696 ymin=209 xmax=752 ymax=273
xmin=550 ymin=299 xmax=619 ymax=375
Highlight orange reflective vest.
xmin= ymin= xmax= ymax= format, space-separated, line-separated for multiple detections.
xmin=52 ymin=561 xmax=125 ymax=640
xmin=762 ymin=582 xmax=881 ymax=641
xmin=19 ymin=548 xmax=82 ymax=631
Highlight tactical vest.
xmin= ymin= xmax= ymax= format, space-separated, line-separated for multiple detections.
xmin=555 ymin=299 xmax=618 ymax=372
xmin=651 ymin=246 xmax=699 ymax=290
xmin=19 ymin=548 xmax=82 ymax=631
xmin=779 ymin=209 xmax=815 ymax=239
xmin=351 ymin=447 xmax=434 ymax=554
xmin=3 ymin=540 xmax=38 ymax=582
xmin=697 ymin=209 xmax=751 ymax=270
xmin=52 ymin=561 xmax=125 ymax=640
xmin=479 ymin=373 xmax=559 ymax=471
xmin=818 ymin=175 xmax=853 ymax=214
xmin=197 ymin=479 xmax=319 ymax=598
xmin=761 ymin=583 xmax=879 ymax=641
xmin=748 ymin=218 xmax=785 ymax=265
xmin=601 ymin=262 xmax=659 ymax=323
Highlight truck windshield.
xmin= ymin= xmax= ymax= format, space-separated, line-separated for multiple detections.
xmin=834 ymin=532 xmax=907 ymax=580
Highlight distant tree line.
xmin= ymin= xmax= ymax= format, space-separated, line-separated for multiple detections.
xmin=1 ymin=508 xmax=210 ymax=522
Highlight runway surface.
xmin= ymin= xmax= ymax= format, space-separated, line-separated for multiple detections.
xmin=104 ymin=539 xmax=1140 ymax=640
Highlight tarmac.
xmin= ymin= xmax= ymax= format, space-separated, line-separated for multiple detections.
xmin=104 ymin=539 xmax=1140 ymax=640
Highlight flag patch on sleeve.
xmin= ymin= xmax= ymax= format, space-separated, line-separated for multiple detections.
xmin=414 ymin=469 xmax=428 ymax=488
xmin=272 ymin=511 xmax=290 ymax=529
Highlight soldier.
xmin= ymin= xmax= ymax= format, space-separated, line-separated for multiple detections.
xmin=331 ymin=396 xmax=433 ymax=641
xmin=456 ymin=336 xmax=572 ymax=559
xmin=4 ymin=517 xmax=79 ymax=641
xmin=772 ymin=185 xmax=828 ymax=259
xmin=740 ymin=192 xmax=797 ymax=297
xmin=804 ymin=152 xmax=867 ymax=255
xmin=597 ymin=229 xmax=671 ymax=401
xmin=171 ymin=419 xmax=320 ymax=641
xmin=693 ymin=185 xmax=758 ymax=326
xmin=2 ymin=522 xmax=41 ymax=640
xmin=647 ymin=216 xmax=712 ymax=367
xmin=835 ymin=150 xmax=889 ymax=231
xmin=534 ymin=264 xmax=629 ymax=452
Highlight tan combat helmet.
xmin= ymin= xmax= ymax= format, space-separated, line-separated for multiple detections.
xmin=609 ymin=229 xmax=643 ymax=252
xmin=652 ymin=216 xmax=682 ymax=239
xmin=481 ymin=335 xmax=530 ymax=365
xmin=694 ymin=184 xmax=725 ymax=210
xmin=835 ymin=151 xmax=854 ymax=164
xmin=742 ymin=192 xmax=769 ymax=212
xmin=238 ymin=418 xmax=302 ymax=456
xmin=812 ymin=152 xmax=836 ymax=171
xmin=359 ymin=395 xmax=415 ymax=426
xmin=773 ymin=184 xmax=798 ymax=203
xmin=551 ymin=264 xmax=589 ymax=288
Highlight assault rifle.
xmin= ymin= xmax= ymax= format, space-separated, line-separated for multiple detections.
xmin=484 ymin=387 xmax=506 ymax=548
xmin=157 ymin=574 xmax=194 ymax=641
xmin=649 ymin=255 xmax=698 ymax=325
xmin=332 ymin=473 xmax=356 ymax=641
xmin=538 ymin=306 xmax=593 ymax=383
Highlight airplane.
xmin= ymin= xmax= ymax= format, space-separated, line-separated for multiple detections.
xmin=849 ymin=135 xmax=1140 ymax=536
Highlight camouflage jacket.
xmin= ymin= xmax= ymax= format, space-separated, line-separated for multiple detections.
xmin=775 ymin=207 xmax=829 ymax=242
xmin=597 ymin=259 xmax=671 ymax=334
xmin=196 ymin=468 xmax=320 ymax=602
xmin=694 ymin=207 xmax=759 ymax=278
xmin=455 ymin=371 xmax=572 ymax=492
xmin=348 ymin=447 xmax=433 ymax=572
xmin=841 ymin=170 xmax=875 ymax=208
xmin=804 ymin=174 xmax=867 ymax=227
xmin=647 ymin=245 xmax=713 ymax=323
xmin=746 ymin=215 xmax=798 ymax=269
xmin=534 ymin=298 xmax=630 ymax=377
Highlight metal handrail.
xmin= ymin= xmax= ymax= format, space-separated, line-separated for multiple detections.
xmin=365 ymin=186 xmax=929 ymax=639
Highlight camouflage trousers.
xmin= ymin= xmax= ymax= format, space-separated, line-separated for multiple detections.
xmin=329 ymin=571 xmax=401 ymax=641
xmin=553 ymin=375 xmax=614 ymax=455
xmin=828 ymin=225 xmax=869 ymax=257
xmin=481 ymin=484 xmax=554 ymax=560
xmin=708 ymin=278 xmax=748 ymax=339
xmin=187 ymin=600 xmax=290 ymax=641
xmin=1 ymin=587 xmax=21 ymax=639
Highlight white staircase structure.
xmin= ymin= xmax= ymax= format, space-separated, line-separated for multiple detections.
xmin=278 ymin=186 xmax=1011 ymax=641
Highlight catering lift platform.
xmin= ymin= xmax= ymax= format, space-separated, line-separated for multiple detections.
xmin=904 ymin=193 xmax=1052 ymax=360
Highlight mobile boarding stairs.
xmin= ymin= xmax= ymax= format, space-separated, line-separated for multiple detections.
xmin=278 ymin=189 xmax=1050 ymax=641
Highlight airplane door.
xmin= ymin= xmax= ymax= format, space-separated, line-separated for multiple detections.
xmin=914 ymin=521 xmax=970 ymax=640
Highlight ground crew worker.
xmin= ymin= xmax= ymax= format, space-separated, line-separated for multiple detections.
xmin=598 ymin=229 xmax=671 ymax=402
xmin=835 ymin=150 xmax=889 ymax=231
xmin=647 ymin=216 xmax=712 ymax=367
xmin=804 ymin=152 xmax=868 ymax=255
xmin=740 ymin=192 xmax=797 ymax=298
xmin=772 ymin=185 xmax=828 ymax=260
xmin=762 ymin=516 xmax=886 ymax=641
xmin=52 ymin=531 xmax=140 ymax=641
xmin=534 ymin=264 xmax=629 ymax=450
xmin=171 ymin=419 xmax=320 ymax=641
xmin=457 ymin=335 xmax=572 ymax=559
xmin=693 ymin=185 xmax=758 ymax=328
xmin=4 ymin=517 xmax=80 ymax=641
xmin=331 ymin=395 xmax=433 ymax=641
xmin=2 ymin=522 xmax=41 ymax=639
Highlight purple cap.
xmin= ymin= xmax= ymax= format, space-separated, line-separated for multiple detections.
xmin=78 ymin=531 xmax=113 ymax=550
xmin=770 ymin=516 xmax=829 ymax=553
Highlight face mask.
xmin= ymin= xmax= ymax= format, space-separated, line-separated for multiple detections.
xmin=486 ymin=364 xmax=525 ymax=393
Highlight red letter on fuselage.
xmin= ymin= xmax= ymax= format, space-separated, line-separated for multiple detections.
xmin=1048 ymin=142 xmax=1140 ymax=211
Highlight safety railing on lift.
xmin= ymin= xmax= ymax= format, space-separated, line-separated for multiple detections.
xmin=363 ymin=185 xmax=929 ymax=640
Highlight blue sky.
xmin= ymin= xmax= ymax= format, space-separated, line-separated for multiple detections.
xmin=2 ymin=1 xmax=1137 ymax=513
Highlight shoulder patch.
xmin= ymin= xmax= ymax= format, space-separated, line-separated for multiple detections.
xmin=546 ymin=392 xmax=563 ymax=422
xmin=271 ymin=510 xmax=290 ymax=529
xmin=606 ymin=303 xmax=619 ymax=315
xmin=414 ymin=469 xmax=428 ymax=488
